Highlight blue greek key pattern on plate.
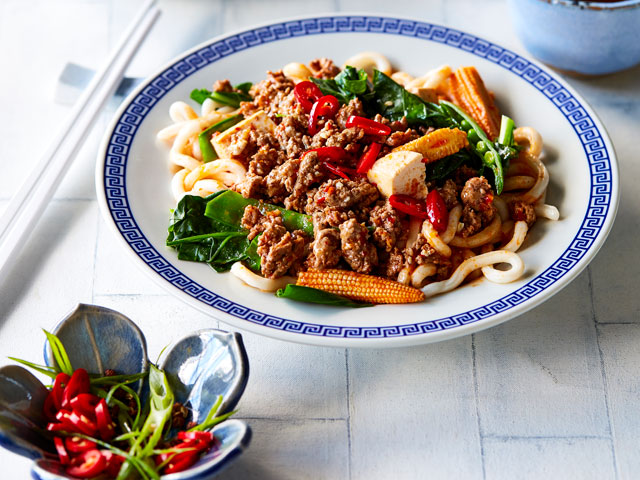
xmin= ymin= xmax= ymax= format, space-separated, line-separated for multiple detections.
xmin=102 ymin=16 xmax=612 ymax=340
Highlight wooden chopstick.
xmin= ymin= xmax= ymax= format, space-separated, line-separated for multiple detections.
xmin=0 ymin=0 xmax=160 ymax=281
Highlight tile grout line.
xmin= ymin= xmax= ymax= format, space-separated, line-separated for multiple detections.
xmin=484 ymin=434 xmax=615 ymax=441
xmin=471 ymin=334 xmax=486 ymax=480
xmin=588 ymin=266 xmax=620 ymax=480
xmin=345 ymin=348 xmax=352 ymax=480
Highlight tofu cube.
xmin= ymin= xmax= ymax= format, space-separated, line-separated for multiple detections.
xmin=367 ymin=151 xmax=428 ymax=199
xmin=212 ymin=110 xmax=276 ymax=159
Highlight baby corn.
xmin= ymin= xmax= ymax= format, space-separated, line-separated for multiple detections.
xmin=448 ymin=66 xmax=501 ymax=140
xmin=297 ymin=269 xmax=425 ymax=304
xmin=392 ymin=127 xmax=468 ymax=164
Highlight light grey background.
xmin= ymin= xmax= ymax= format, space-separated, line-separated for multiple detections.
xmin=0 ymin=1 xmax=638 ymax=479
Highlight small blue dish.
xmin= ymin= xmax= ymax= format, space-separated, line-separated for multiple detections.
xmin=0 ymin=303 xmax=250 ymax=480
xmin=509 ymin=0 xmax=640 ymax=75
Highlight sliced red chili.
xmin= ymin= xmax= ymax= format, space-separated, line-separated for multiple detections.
xmin=426 ymin=189 xmax=449 ymax=233
xmin=44 ymin=372 xmax=71 ymax=420
xmin=61 ymin=369 xmax=90 ymax=410
xmin=70 ymin=393 xmax=101 ymax=419
xmin=322 ymin=162 xmax=353 ymax=180
xmin=47 ymin=422 xmax=69 ymax=432
xmin=293 ymin=81 xmax=322 ymax=113
xmin=55 ymin=410 xmax=78 ymax=432
xmin=177 ymin=431 xmax=215 ymax=443
xmin=101 ymin=450 xmax=126 ymax=477
xmin=43 ymin=394 xmax=59 ymax=422
xmin=163 ymin=450 xmax=199 ymax=474
xmin=345 ymin=115 xmax=391 ymax=136
xmin=356 ymin=142 xmax=382 ymax=174
xmin=95 ymin=399 xmax=115 ymax=440
xmin=306 ymin=146 xmax=348 ymax=163
xmin=389 ymin=194 xmax=428 ymax=219
xmin=67 ymin=411 xmax=98 ymax=436
xmin=54 ymin=437 xmax=69 ymax=466
xmin=65 ymin=436 xmax=97 ymax=454
xmin=66 ymin=449 xmax=107 ymax=478
xmin=308 ymin=95 xmax=339 ymax=135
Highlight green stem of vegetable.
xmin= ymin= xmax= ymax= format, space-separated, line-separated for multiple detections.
xmin=208 ymin=233 xmax=246 ymax=263
xmin=105 ymin=382 xmax=142 ymax=430
xmin=191 ymin=410 xmax=237 ymax=432
xmin=188 ymin=395 xmax=222 ymax=432
xmin=8 ymin=358 xmax=58 ymax=379
xmin=198 ymin=115 xmax=243 ymax=163
xmin=205 ymin=190 xmax=314 ymax=235
xmin=43 ymin=330 xmax=73 ymax=375
xmin=117 ymin=365 xmax=174 ymax=480
xmin=498 ymin=115 xmax=515 ymax=146
xmin=166 ymin=231 xmax=247 ymax=246
xmin=90 ymin=371 xmax=147 ymax=386
xmin=440 ymin=100 xmax=505 ymax=194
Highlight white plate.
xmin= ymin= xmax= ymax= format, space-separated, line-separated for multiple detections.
xmin=96 ymin=14 xmax=619 ymax=348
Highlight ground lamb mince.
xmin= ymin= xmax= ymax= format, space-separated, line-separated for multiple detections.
xmin=220 ymin=60 xmax=506 ymax=281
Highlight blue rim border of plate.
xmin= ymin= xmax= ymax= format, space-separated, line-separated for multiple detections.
xmin=101 ymin=15 xmax=613 ymax=340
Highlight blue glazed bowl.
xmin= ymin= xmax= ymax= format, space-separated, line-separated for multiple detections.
xmin=0 ymin=304 xmax=250 ymax=480
xmin=508 ymin=0 xmax=640 ymax=75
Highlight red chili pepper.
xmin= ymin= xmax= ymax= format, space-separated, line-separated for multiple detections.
xmin=61 ymin=369 xmax=90 ymax=410
xmin=308 ymin=95 xmax=339 ymax=135
xmin=44 ymin=372 xmax=71 ymax=420
xmin=64 ymin=436 xmax=97 ymax=454
xmin=356 ymin=142 xmax=382 ymax=174
xmin=101 ymin=450 xmax=125 ymax=477
xmin=95 ymin=399 xmax=115 ymax=440
xmin=68 ymin=411 xmax=98 ymax=436
xmin=177 ymin=431 xmax=215 ymax=443
xmin=55 ymin=410 xmax=78 ymax=432
xmin=70 ymin=393 xmax=101 ymax=419
xmin=163 ymin=450 xmax=199 ymax=474
xmin=389 ymin=194 xmax=428 ymax=219
xmin=345 ymin=115 xmax=391 ymax=136
xmin=47 ymin=422 xmax=70 ymax=433
xmin=65 ymin=449 xmax=107 ymax=478
xmin=54 ymin=437 xmax=69 ymax=466
xmin=426 ymin=189 xmax=450 ymax=233
xmin=322 ymin=162 xmax=351 ymax=180
xmin=306 ymin=146 xmax=348 ymax=163
xmin=293 ymin=81 xmax=322 ymax=113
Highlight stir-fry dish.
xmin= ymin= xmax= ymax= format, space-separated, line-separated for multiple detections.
xmin=11 ymin=332 xmax=234 ymax=478
xmin=159 ymin=52 xmax=559 ymax=306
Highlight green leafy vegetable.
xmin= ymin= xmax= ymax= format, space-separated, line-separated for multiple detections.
xmin=204 ymin=190 xmax=314 ymax=236
xmin=167 ymin=192 xmax=255 ymax=272
xmin=425 ymin=151 xmax=470 ymax=182
xmin=439 ymin=100 xmax=505 ymax=194
xmin=370 ymin=70 xmax=450 ymax=127
xmin=190 ymin=88 xmax=252 ymax=107
xmin=245 ymin=234 xmax=261 ymax=272
xmin=276 ymin=284 xmax=373 ymax=308
xmin=198 ymin=115 xmax=243 ymax=163
xmin=310 ymin=66 xmax=371 ymax=105
xmin=234 ymin=82 xmax=252 ymax=94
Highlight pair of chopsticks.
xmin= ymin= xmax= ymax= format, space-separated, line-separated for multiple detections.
xmin=0 ymin=0 xmax=160 ymax=282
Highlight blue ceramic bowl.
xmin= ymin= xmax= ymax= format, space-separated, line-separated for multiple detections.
xmin=0 ymin=304 xmax=250 ymax=480
xmin=508 ymin=0 xmax=640 ymax=75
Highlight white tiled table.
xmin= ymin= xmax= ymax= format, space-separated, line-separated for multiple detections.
xmin=0 ymin=1 xmax=638 ymax=479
